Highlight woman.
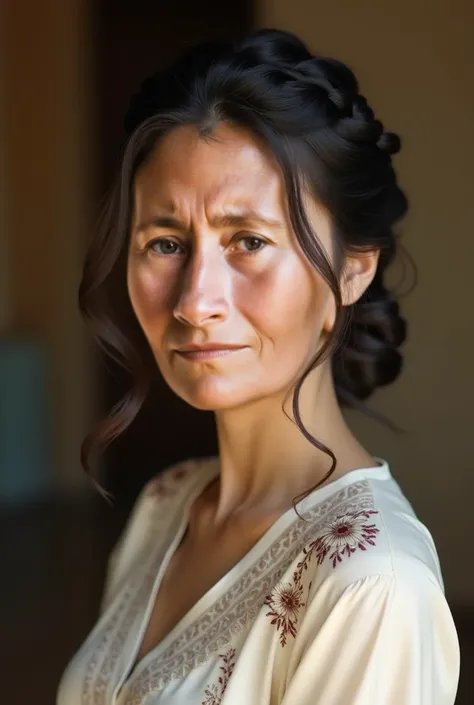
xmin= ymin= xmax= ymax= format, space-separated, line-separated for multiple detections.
xmin=58 ymin=29 xmax=460 ymax=705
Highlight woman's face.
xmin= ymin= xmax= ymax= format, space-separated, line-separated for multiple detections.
xmin=127 ymin=123 xmax=336 ymax=411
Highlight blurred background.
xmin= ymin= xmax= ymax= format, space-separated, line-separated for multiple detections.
xmin=1 ymin=0 xmax=472 ymax=702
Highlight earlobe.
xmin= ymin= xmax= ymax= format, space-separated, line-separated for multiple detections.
xmin=323 ymin=315 xmax=334 ymax=334
xmin=322 ymin=300 xmax=336 ymax=334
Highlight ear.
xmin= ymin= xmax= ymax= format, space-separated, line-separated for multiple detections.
xmin=341 ymin=250 xmax=380 ymax=306
xmin=323 ymin=250 xmax=380 ymax=333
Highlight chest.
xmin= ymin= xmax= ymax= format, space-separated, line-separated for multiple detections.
xmin=134 ymin=528 xmax=264 ymax=665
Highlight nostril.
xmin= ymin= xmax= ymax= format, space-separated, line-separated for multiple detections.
xmin=173 ymin=299 xmax=228 ymax=327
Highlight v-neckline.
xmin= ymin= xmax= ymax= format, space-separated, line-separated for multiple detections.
xmin=119 ymin=456 xmax=390 ymax=693
xmin=118 ymin=459 xmax=222 ymax=690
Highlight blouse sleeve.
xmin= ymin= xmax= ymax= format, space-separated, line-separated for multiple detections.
xmin=280 ymin=564 xmax=460 ymax=705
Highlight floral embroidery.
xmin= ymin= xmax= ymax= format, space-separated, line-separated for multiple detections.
xmin=312 ymin=510 xmax=379 ymax=568
xmin=264 ymin=581 xmax=307 ymax=646
xmin=265 ymin=510 xmax=379 ymax=645
xmin=201 ymin=649 xmax=236 ymax=705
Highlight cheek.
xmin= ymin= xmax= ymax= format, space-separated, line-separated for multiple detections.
xmin=127 ymin=263 xmax=173 ymax=336
xmin=236 ymin=254 xmax=327 ymax=353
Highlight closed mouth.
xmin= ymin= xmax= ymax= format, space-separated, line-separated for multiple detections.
xmin=174 ymin=345 xmax=247 ymax=360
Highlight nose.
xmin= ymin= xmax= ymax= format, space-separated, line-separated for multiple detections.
xmin=173 ymin=247 xmax=230 ymax=328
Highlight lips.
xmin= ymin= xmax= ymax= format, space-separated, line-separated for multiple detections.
xmin=175 ymin=343 xmax=246 ymax=353
xmin=173 ymin=343 xmax=247 ymax=361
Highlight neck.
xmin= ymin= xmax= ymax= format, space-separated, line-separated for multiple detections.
xmin=210 ymin=363 xmax=376 ymax=527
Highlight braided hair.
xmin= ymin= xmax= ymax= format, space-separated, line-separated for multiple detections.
xmin=80 ymin=29 xmax=409 ymax=507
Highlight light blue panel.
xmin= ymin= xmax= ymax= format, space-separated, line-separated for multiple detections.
xmin=0 ymin=338 xmax=52 ymax=502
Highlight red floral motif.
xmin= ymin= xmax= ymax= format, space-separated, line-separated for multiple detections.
xmin=311 ymin=510 xmax=379 ymax=568
xmin=263 ymin=581 xmax=307 ymax=647
xmin=173 ymin=466 xmax=189 ymax=481
xmin=152 ymin=481 xmax=177 ymax=499
xmin=201 ymin=648 xmax=236 ymax=705
xmin=265 ymin=510 xmax=379 ymax=645
xmin=146 ymin=462 xmax=192 ymax=498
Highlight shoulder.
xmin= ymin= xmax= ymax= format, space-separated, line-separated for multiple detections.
xmin=115 ymin=455 xmax=217 ymax=546
xmin=265 ymin=467 xmax=446 ymax=637
xmin=266 ymin=474 xmax=459 ymax=694
xmin=99 ymin=456 xmax=216 ymax=612
xmin=140 ymin=456 xmax=213 ymax=502
xmin=296 ymin=468 xmax=445 ymax=590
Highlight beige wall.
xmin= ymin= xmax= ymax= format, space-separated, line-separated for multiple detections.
xmin=258 ymin=0 xmax=474 ymax=605
xmin=3 ymin=0 xmax=94 ymax=492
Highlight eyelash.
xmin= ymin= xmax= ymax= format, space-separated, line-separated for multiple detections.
xmin=146 ymin=234 xmax=268 ymax=257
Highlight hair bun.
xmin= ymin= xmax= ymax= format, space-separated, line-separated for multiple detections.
xmin=297 ymin=57 xmax=359 ymax=103
xmin=333 ymin=283 xmax=407 ymax=402
xmin=377 ymin=131 xmax=401 ymax=155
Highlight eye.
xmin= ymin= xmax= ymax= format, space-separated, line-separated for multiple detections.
xmin=233 ymin=235 xmax=267 ymax=254
xmin=147 ymin=238 xmax=185 ymax=256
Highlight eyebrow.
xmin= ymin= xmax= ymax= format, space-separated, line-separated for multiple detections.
xmin=134 ymin=210 xmax=284 ymax=233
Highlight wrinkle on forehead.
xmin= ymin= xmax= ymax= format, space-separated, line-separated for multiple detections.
xmin=134 ymin=123 xmax=287 ymax=226
xmin=133 ymin=123 xmax=333 ymax=264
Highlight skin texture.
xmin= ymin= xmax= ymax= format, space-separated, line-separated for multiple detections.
xmin=128 ymin=123 xmax=379 ymax=530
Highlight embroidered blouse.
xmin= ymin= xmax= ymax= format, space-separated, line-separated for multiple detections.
xmin=57 ymin=457 xmax=460 ymax=705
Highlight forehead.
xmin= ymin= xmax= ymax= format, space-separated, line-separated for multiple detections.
xmin=134 ymin=123 xmax=285 ymax=212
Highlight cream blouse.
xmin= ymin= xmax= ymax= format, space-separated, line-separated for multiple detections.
xmin=57 ymin=457 xmax=460 ymax=705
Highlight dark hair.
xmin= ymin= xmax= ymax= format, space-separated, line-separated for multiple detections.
xmin=79 ymin=29 xmax=408 ymax=512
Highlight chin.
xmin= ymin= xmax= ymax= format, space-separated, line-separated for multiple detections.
xmin=166 ymin=376 xmax=259 ymax=412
